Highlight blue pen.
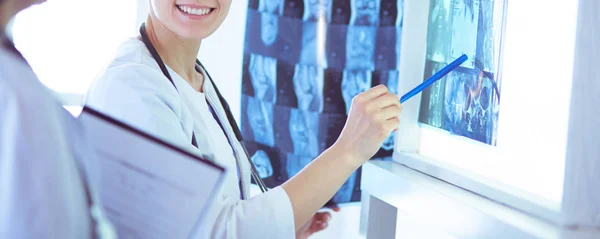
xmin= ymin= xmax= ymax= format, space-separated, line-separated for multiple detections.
xmin=400 ymin=54 xmax=469 ymax=103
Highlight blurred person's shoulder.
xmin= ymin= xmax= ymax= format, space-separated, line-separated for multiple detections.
xmin=0 ymin=47 xmax=74 ymax=130
xmin=0 ymin=48 xmax=53 ymax=107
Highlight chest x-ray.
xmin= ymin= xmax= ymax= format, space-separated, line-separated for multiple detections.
xmin=419 ymin=0 xmax=506 ymax=145
xmin=303 ymin=0 xmax=332 ymax=22
xmin=289 ymin=109 xmax=320 ymax=157
xmin=350 ymin=0 xmax=380 ymax=26
xmin=346 ymin=26 xmax=376 ymax=70
xmin=251 ymin=150 xmax=274 ymax=178
xmin=342 ymin=70 xmax=373 ymax=114
xmin=293 ymin=65 xmax=324 ymax=112
xmin=249 ymin=54 xmax=277 ymax=103
xmin=247 ymin=97 xmax=276 ymax=147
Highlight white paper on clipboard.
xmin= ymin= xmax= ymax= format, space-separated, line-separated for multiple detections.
xmin=79 ymin=106 xmax=225 ymax=239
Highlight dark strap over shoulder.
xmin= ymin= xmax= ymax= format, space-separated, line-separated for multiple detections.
xmin=139 ymin=24 xmax=176 ymax=89
xmin=196 ymin=60 xmax=244 ymax=142
xmin=139 ymin=24 xmax=198 ymax=148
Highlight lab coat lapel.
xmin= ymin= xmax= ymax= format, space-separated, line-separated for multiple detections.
xmin=202 ymin=71 xmax=251 ymax=200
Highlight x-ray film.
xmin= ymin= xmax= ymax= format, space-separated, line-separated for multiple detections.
xmin=303 ymin=0 xmax=332 ymax=22
xmin=289 ymin=109 xmax=321 ymax=157
xmin=283 ymin=0 xmax=304 ymax=18
xmin=342 ymin=70 xmax=373 ymax=114
xmin=300 ymin=22 xmax=329 ymax=68
xmin=345 ymin=26 xmax=376 ymax=70
xmin=350 ymin=0 xmax=381 ymax=26
xmin=242 ymin=0 xmax=407 ymax=204
xmin=259 ymin=0 xmax=284 ymax=15
xmin=249 ymin=54 xmax=278 ymax=103
xmin=246 ymin=96 xmax=276 ymax=147
xmin=419 ymin=0 xmax=506 ymax=146
xmin=294 ymin=64 xmax=325 ymax=112
xmin=252 ymin=150 xmax=275 ymax=178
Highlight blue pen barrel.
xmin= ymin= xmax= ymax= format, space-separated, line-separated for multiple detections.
xmin=400 ymin=54 xmax=469 ymax=103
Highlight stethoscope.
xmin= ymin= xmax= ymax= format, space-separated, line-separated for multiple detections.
xmin=138 ymin=23 xmax=269 ymax=195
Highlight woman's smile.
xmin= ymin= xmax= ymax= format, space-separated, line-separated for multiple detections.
xmin=176 ymin=3 xmax=215 ymax=19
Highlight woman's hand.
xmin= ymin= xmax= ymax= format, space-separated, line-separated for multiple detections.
xmin=333 ymin=85 xmax=402 ymax=168
xmin=282 ymin=85 xmax=401 ymax=231
xmin=295 ymin=206 xmax=341 ymax=239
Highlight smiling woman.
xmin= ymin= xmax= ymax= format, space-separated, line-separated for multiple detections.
xmin=148 ymin=0 xmax=229 ymax=40
xmin=84 ymin=0 xmax=403 ymax=238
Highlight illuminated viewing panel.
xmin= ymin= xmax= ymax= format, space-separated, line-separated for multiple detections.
xmin=408 ymin=0 xmax=580 ymax=205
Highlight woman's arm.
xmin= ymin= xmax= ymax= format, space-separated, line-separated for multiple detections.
xmin=88 ymin=65 xmax=401 ymax=237
xmin=283 ymin=85 xmax=403 ymax=230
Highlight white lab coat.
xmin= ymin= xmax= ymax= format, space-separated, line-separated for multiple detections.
xmin=85 ymin=38 xmax=295 ymax=239
xmin=0 ymin=45 xmax=113 ymax=238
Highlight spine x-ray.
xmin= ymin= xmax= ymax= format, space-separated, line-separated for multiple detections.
xmin=242 ymin=0 xmax=404 ymax=203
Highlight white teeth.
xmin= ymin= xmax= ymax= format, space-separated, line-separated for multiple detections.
xmin=178 ymin=5 xmax=211 ymax=16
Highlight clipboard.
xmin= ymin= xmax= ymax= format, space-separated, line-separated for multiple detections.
xmin=79 ymin=106 xmax=225 ymax=239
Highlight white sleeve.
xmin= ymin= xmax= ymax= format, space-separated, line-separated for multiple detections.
xmin=0 ymin=78 xmax=91 ymax=239
xmin=87 ymin=64 xmax=296 ymax=238
xmin=200 ymin=186 xmax=296 ymax=239
xmin=85 ymin=64 xmax=196 ymax=152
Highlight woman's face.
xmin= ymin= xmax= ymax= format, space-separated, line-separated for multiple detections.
xmin=149 ymin=0 xmax=232 ymax=39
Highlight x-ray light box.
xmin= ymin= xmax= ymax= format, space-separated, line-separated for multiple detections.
xmin=393 ymin=0 xmax=589 ymax=226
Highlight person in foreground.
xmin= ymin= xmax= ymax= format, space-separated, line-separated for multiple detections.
xmin=85 ymin=0 xmax=403 ymax=238
xmin=0 ymin=0 xmax=114 ymax=238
